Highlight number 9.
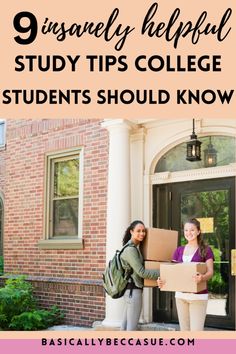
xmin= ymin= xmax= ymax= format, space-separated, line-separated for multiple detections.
xmin=13 ymin=11 xmax=38 ymax=45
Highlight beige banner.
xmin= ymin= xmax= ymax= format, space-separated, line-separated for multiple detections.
xmin=0 ymin=330 xmax=236 ymax=339
xmin=0 ymin=0 xmax=235 ymax=119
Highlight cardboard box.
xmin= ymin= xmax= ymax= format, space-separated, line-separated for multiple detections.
xmin=144 ymin=261 xmax=161 ymax=287
xmin=160 ymin=262 xmax=207 ymax=293
xmin=141 ymin=228 xmax=178 ymax=261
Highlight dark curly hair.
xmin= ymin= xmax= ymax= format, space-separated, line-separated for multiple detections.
xmin=186 ymin=218 xmax=208 ymax=259
xmin=122 ymin=220 xmax=145 ymax=246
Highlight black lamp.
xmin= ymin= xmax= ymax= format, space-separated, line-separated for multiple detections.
xmin=186 ymin=119 xmax=202 ymax=162
xmin=204 ymin=137 xmax=217 ymax=167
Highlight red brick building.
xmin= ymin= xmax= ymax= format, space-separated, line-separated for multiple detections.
xmin=0 ymin=119 xmax=108 ymax=326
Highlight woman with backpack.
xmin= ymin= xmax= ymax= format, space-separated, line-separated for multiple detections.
xmin=157 ymin=218 xmax=214 ymax=331
xmin=120 ymin=220 xmax=160 ymax=331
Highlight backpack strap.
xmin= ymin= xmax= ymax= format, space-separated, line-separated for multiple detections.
xmin=119 ymin=242 xmax=140 ymax=298
xmin=118 ymin=242 xmax=137 ymax=272
xmin=118 ymin=242 xmax=133 ymax=264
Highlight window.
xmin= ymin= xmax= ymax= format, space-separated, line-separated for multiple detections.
xmin=155 ymin=136 xmax=236 ymax=173
xmin=0 ymin=120 xmax=6 ymax=147
xmin=52 ymin=156 xmax=79 ymax=237
xmin=39 ymin=148 xmax=84 ymax=249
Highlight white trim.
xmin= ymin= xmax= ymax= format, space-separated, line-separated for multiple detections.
xmin=101 ymin=118 xmax=138 ymax=130
xmin=0 ymin=120 xmax=6 ymax=148
xmin=148 ymin=122 xmax=236 ymax=175
xmin=151 ymin=163 xmax=236 ymax=185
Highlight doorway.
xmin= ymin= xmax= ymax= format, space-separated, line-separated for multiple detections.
xmin=153 ymin=177 xmax=235 ymax=329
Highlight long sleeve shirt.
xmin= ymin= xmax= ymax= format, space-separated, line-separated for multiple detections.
xmin=121 ymin=240 xmax=159 ymax=288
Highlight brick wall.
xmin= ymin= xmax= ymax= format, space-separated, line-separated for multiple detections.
xmin=33 ymin=279 xmax=105 ymax=327
xmin=0 ymin=119 xmax=109 ymax=326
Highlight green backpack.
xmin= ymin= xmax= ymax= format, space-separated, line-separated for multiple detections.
xmin=102 ymin=243 xmax=133 ymax=299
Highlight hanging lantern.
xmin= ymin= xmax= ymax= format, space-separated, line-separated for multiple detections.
xmin=186 ymin=119 xmax=202 ymax=162
xmin=204 ymin=137 xmax=217 ymax=167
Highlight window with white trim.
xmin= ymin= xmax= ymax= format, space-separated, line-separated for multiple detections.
xmin=39 ymin=148 xmax=83 ymax=249
xmin=0 ymin=120 xmax=6 ymax=147
xmin=155 ymin=136 xmax=236 ymax=173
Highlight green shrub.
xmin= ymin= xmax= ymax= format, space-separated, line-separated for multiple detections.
xmin=0 ymin=276 xmax=36 ymax=329
xmin=0 ymin=276 xmax=64 ymax=330
xmin=0 ymin=256 xmax=3 ymax=275
xmin=208 ymin=272 xmax=227 ymax=294
xmin=9 ymin=306 xmax=64 ymax=331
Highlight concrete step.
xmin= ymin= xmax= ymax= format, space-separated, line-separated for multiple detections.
xmin=92 ymin=321 xmax=226 ymax=331
xmin=92 ymin=321 xmax=178 ymax=331
xmin=139 ymin=322 xmax=178 ymax=331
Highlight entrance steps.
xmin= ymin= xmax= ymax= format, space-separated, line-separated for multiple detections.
xmin=93 ymin=321 xmax=226 ymax=331
xmin=92 ymin=321 xmax=178 ymax=331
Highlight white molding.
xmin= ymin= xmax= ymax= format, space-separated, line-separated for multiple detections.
xmin=140 ymin=119 xmax=236 ymax=175
xmin=151 ymin=163 xmax=236 ymax=185
xmin=130 ymin=127 xmax=147 ymax=143
xmin=101 ymin=119 xmax=137 ymax=131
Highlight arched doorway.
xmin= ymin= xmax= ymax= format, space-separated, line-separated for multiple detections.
xmin=152 ymin=136 xmax=236 ymax=329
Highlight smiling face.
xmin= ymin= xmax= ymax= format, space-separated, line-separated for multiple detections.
xmin=130 ymin=223 xmax=146 ymax=245
xmin=184 ymin=222 xmax=200 ymax=244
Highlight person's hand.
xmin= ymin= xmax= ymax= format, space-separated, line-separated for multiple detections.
xmin=157 ymin=277 xmax=166 ymax=288
xmin=193 ymin=273 xmax=204 ymax=283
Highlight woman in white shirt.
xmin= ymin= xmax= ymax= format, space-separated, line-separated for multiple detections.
xmin=157 ymin=218 xmax=214 ymax=331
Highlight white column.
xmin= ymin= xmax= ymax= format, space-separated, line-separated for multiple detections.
xmin=130 ymin=127 xmax=148 ymax=324
xmin=130 ymin=127 xmax=146 ymax=221
xmin=101 ymin=119 xmax=133 ymax=328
